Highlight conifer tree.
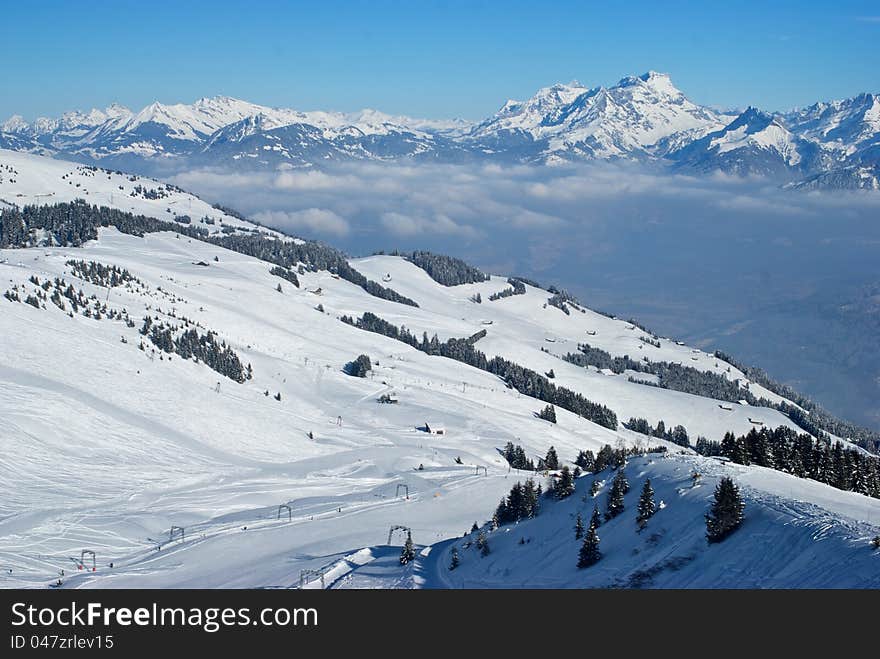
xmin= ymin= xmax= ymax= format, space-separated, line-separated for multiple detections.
xmin=476 ymin=531 xmax=490 ymax=556
xmin=544 ymin=446 xmax=559 ymax=470
xmin=590 ymin=504 xmax=602 ymax=530
xmin=705 ymin=477 xmax=745 ymax=543
xmin=720 ymin=431 xmax=737 ymax=459
xmin=594 ymin=444 xmax=615 ymax=472
xmin=575 ymin=449 xmax=595 ymax=471
xmin=636 ymin=479 xmax=656 ymax=529
xmin=605 ymin=470 xmax=627 ymax=520
xmin=449 ymin=547 xmax=460 ymax=570
xmin=523 ymin=478 xmax=540 ymax=518
xmin=538 ymin=404 xmax=557 ymax=423
xmin=399 ymin=531 xmax=416 ymax=564
xmin=653 ymin=420 xmax=666 ymax=439
xmin=554 ymin=465 xmax=575 ymax=499
xmin=618 ymin=467 xmax=630 ymax=494
xmin=575 ymin=512 xmax=585 ymax=540
xmin=577 ymin=525 xmax=601 ymax=568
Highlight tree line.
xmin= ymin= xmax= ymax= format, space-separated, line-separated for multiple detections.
xmin=66 ymin=259 xmax=138 ymax=288
xmin=488 ymin=277 xmax=527 ymax=301
xmin=714 ymin=350 xmax=880 ymax=453
xmin=140 ymin=315 xmax=252 ymax=384
xmin=383 ymin=250 xmax=490 ymax=286
xmin=625 ymin=417 xmax=691 ymax=448
xmin=562 ymin=341 xmax=880 ymax=453
xmin=704 ymin=426 xmax=880 ymax=498
xmin=0 ymin=201 xmax=417 ymax=308
xmin=341 ymin=311 xmax=618 ymax=430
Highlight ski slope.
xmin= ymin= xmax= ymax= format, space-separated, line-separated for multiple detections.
xmin=0 ymin=151 xmax=877 ymax=589
xmin=0 ymin=230 xmax=876 ymax=588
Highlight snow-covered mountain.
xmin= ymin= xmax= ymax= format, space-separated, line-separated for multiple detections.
xmin=783 ymin=93 xmax=880 ymax=162
xmin=0 ymin=150 xmax=878 ymax=589
xmin=193 ymin=111 xmax=457 ymax=168
xmin=1 ymin=103 xmax=131 ymax=148
xmin=2 ymin=75 xmax=878 ymax=187
xmin=669 ymin=107 xmax=822 ymax=177
xmin=468 ymin=72 xmax=732 ymax=162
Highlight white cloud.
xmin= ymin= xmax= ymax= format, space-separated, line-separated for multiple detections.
xmin=253 ymin=208 xmax=350 ymax=237
xmin=171 ymin=161 xmax=876 ymax=262
xmin=380 ymin=211 xmax=480 ymax=238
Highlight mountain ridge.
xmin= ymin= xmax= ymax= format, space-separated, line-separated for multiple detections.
xmin=1 ymin=73 xmax=878 ymax=188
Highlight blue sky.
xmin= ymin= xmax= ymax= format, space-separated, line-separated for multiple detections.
xmin=2 ymin=0 xmax=878 ymax=120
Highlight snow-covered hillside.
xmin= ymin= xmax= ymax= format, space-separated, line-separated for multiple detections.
xmin=424 ymin=454 xmax=880 ymax=588
xmin=2 ymin=73 xmax=878 ymax=187
xmin=0 ymin=149 xmax=280 ymax=237
xmin=0 ymin=153 xmax=877 ymax=589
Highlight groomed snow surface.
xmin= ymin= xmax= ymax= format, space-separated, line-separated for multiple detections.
xmin=0 ymin=225 xmax=877 ymax=588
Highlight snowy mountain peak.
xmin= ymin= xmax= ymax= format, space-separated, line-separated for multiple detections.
xmin=1 ymin=114 xmax=29 ymax=133
xmin=105 ymin=102 xmax=132 ymax=115
xmin=618 ymin=70 xmax=681 ymax=96
xmin=728 ymin=106 xmax=779 ymax=131
xmin=669 ymin=106 xmax=812 ymax=175
xmin=471 ymin=71 xmax=728 ymax=160
xmin=496 ymin=99 xmax=523 ymax=116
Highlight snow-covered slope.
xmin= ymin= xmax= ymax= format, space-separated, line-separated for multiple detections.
xmin=424 ymin=454 xmax=880 ymax=588
xmin=0 ymin=149 xmax=279 ymax=236
xmin=0 ymin=154 xmax=877 ymax=589
xmin=2 ymin=231 xmax=876 ymax=590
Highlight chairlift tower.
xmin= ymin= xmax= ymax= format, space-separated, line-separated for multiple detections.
xmin=387 ymin=525 xmax=411 ymax=545
xmin=79 ymin=550 xmax=96 ymax=572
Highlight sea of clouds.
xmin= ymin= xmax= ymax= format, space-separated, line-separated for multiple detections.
xmin=172 ymin=162 xmax=880 ymax=429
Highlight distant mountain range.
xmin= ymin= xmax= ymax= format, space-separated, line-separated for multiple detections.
xmin=3 ymin=72 xmax=878 ymax=188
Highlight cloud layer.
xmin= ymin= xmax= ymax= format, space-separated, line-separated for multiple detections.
xmin=172 ymin=161 xmax=880 ymax=430
xmin=172 ymin=161 xmax=880 ymax=272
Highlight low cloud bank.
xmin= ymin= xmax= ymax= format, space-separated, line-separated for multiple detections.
xmin=172 ymin=161 xmax=880 ymax=430
xmin=172 ymin=161 xmax=879 ymax=260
